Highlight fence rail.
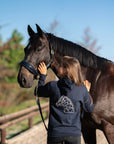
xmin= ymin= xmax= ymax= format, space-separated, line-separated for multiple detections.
xmin=0 ymin=102 xmax=49 ymax=144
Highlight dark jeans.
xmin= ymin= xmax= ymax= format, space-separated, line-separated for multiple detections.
xmin=47 ymin=136 xmax=81 ymax=144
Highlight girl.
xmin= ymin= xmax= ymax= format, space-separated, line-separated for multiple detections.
xmin=37 ymin=56 xmax=94 ymax=144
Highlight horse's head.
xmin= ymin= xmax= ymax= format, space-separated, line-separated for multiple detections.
xmin=17 ymin=24 xmax=50 ymax=88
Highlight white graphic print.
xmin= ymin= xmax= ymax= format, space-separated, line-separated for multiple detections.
xmin=56 ymin=96 xmax=75 ymax=113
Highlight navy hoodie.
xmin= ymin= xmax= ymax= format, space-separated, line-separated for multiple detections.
xmin=38 ymin=74 xmax=94 ymax=137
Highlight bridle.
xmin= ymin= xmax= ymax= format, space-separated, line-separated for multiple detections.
xmin=19 ymin=43 xmax=54 ymax=79
xmin=19 ymin=41 xmax=54 ymax=131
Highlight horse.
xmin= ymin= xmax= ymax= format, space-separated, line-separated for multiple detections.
xmin=17 ymin=24 xmax=114 ymax=144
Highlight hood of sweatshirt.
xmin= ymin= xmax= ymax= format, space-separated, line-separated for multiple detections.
xmin=57 ymin=77 xmax=76 ymax=95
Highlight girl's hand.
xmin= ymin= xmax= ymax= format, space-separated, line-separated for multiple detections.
xmin=38 ymin=62 xmax=47 ymax=75
xmin=83 ymin=80 xmax=91 ymax=92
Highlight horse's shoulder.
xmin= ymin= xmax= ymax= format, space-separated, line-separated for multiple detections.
xmin=105 ymin=61 xmax=114 ymax=75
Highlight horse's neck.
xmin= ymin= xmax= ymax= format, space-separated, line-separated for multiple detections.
xmin=81 ymin=66 xmax=88 ymax=80
xmin=48 ymin=33 xmax=98 ymax=68
xmin=48 ymin=33 xmax=109 ymax=71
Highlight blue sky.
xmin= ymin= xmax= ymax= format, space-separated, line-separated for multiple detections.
xmin=0 ymin=0 xmax=114 ymax=61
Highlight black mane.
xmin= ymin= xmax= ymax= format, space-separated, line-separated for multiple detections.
xmin=47 ymin=33 xmax=109 ymax=70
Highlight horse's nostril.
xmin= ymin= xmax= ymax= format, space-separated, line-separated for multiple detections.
xmin=22 ymin=76 xmax=26 ymax=85
xmin=18 ymin=72 xmax=34 ymax=88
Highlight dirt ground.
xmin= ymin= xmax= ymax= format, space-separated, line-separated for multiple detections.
xmin=7 ymin=120 xmax=108 ymax=144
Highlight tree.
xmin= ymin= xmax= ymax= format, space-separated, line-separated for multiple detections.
xmin=0 ymin=29 xmax=35 ymax=109
xmin=0 ymin=30 xmax=24 ymax=82
xmin=49 ymin=20 xmax=59 ymax=34
xmin=81 ymin=27 xmax=101 ymax=54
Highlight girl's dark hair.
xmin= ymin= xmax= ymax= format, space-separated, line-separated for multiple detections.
xmin=60 ymin=56 xmax=83 ymax=86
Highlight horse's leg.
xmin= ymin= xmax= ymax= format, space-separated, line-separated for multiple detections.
xmin=102 ymin=120 xmax=114 ymax=144
xmin=82 ymin=127 xmax=96 ymax=144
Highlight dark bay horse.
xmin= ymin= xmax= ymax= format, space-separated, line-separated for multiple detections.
xmin=17 ymin=24 xmax=114 ymax=144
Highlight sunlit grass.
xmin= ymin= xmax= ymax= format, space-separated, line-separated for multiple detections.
xmin=0 ymin=99 xmax=48 ymax=114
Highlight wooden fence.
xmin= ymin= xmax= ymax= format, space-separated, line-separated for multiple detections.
xmin=0 ymin=102 xmax=49 ymax=144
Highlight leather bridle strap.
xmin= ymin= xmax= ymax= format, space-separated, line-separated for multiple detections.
xmin=20 ymin=58 xmax=54 ymax=77
xmin=20 ymin=61 xmax=39 ymax=77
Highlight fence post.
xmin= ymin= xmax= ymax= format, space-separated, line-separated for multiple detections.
xmin=0 ymin=114 xmax=6 ymax=144
xmin=28 ymin=117 xmax=33 ymax=128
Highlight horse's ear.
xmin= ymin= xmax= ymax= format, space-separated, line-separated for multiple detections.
xmin=36 ymin=24 xmax=43 ymax=37
xmin=27 ymin=25 xmax=35 ymax=36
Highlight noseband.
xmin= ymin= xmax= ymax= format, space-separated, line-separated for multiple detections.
xmin=20 ymin=61 xmax=39 ymax=77
xmin=20 ymin=60 xmax=53 ymax=78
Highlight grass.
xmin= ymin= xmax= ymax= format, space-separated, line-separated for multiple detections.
xmin=0 ymin=97 xmax=48 ymax=115
xmin=0 ymin=100 xmax=36 ymax=115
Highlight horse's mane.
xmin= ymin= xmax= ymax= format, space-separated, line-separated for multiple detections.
xmin=47 ymin=33 xmax=110 ymax=70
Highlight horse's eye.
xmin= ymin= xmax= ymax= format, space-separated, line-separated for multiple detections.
xmin=28 ymin=44 xmax=31 ymax=50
